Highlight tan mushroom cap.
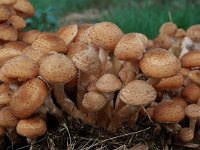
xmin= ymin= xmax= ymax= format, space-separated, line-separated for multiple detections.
xmin=74 ymin=23 xmax=93 ymax=42
xmin=175 ymin=28 xmax=187 ymax=38
xmin=10 ymin=78 xmax=48 ymax=118
xmin=172 ymin=97 xmax=188 ymax=109
xmin=132 ymin=33 xmax=148 ymax=47
xmin=16 ymin=116 xmax=47 ymax=138
xmin=0 ymin=91 xmax=12 ymax=105
xmin=180 ymin=50 xmax=200 ymax=68
xmin=179 ymin=128 xmax=194 ymax=142
xmin=181 ymin=83 xmax=200 ymax=103
xmin=154 ymin=74 xmax=184 ymax=91
xmin=0 ymin=0 xmax=16 ymax=5
xmin=72 ymin=47 xmax=101 ymax=74
xmin=0 ymin=69 xmax=15 ymax=83
xmin=153 ymin=101 xmax=185 ymax=123
xmin=140 ymin=48 xmax=181 ymax=78
xmin=82 ymin=91 xmax=107 ymax=112
xmin=188 ymin=70 xmax=200 ymax=85
xmin=84 ymin=22 xmax=124 ymax=51
xmin=32 ymin=33 xmax=67 ymax=54
xmin=21 ymin=30 xmax=41 ymax=44
xmin=114 ymin=33 xmax=145 ymax=60
xmin=56 ymin=24 xmax=78 ymax=46
xmin=187 ymin=24 xmax=200 ymax=42
xmin=4 ymin=41 xmax=28 ymax=51
xmin=159 ymin=22 xmax=177 ymax=35
xmin=1 ymin=55 xmax=39 ymax=80
xmin=0 ymin=5 xmax=10 ymax=21
xmin=9 ymin=15 xmax=26 ymax=29
xmin=0 ymin=23 xmax=17 ymax=41
xmin=24 ymin=46 xmax=45 ymax=62
xmin=120 ymin=80 xmax=157 ymax=106
xmin=0 ymin=106 xmax=19 ymax=127
xmin=13 ymin=0 xmax=35 ymax=18
xmin=153 ymin=34 xmax=172 ymax=49
xmin=0 ymin=126 xmax=6 ymax=138
xmin=39 ymin=53 xmax=77 ymax=84
xmin=96 ymin=74 xmax=122 ymax=92
xmin=185 ymin=104 xmax=200 ymax=118
xmin=67 ymin=42 xmax=88 ymax=59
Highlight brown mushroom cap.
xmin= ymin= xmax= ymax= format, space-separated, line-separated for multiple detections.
xmin=132 ymin=33 xmax=148 ymax=47
xmin=82 ymin=91 xmax=107 ymax=112
xmin=153 ymin=101 xmax=185 ymax=123
xmin=153 ymin=34 xmax=172 ymax=49
xmin=114 ymin=33 xmax=145 ymax=60
xmin=1 ymin=55 xmax=39 ymax=80
xmin=4 ymin=41 xmax=28 ymax=51
xmin=0 ymin=91 xmax=12 ymax=105
xmin=10 ymin=78 xmax=48 ymax=118
xmin=84 ymin=22 xmax=124 ymax=51
xmin=0 ymin=0 xmax=16 ymax=5
xmin=16 ymin=116 xmax=47 ymax=138
xmin=140 ymin=48 xmax=181 ymax=78
xmin=0 ymin=23 xmax=17 ymax=41
xmin=24 ymin=46 xmax=45 ymax=62
xmin=185 ymin=104 xmax=200 ymax=118
xmin=13 ymin=0 xmax=35 ymax=18
xmin=21 ymin=30 xmax=41 ymax=44
xmin=172 ymin=97 xmax=188 ymax=109
xmin=0 ymin=5 xmax=10 ymax=21
xmin=9 ymin=15 xmax=26 ymax=29
xmin=187 ymin=24 xmax=200 ymax=42
xmin=0 ymin=106 xmax=19 ymax=127
xmin=175 ymin=28 xmax=187 ymax=39
xmin=39 ymin=53 xmax=77 ymax=84
xmin=181 ymin=83 xmax=200 ymax=103
xmin=180 ymin=50 xmax=200 ymax=68
xmin=56 ymin=24 xmax=78 ymax=46
xmin=72 ymin=47 xmax=101 ymax=74
xmin=120 ymin=80 xmax=157 ymax=106
xmin=67 ymin=42 xmax=88 ymax=59
xmin=159 ymin=22 xmax=177 ymax=35
xmin=32 ymin=33 xmax=67 ymax=54
xmin=188 ymin=70 xmax=200 ymax=85
xmin=0 ymin=69 xmax=15 ymax=83
xmin=179 ymin=127 xmax=194 ymax=142
xmin=96 ymin=74 xmax=122 ymax=92
xmin=154 ymin=74 xmax=184 ymax=90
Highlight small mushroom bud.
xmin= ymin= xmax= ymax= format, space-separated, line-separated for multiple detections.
xmin=178 ymin=127 xmax=194 ymax=142
xmin=1 ymin=55 xmax=39 ymax=81
xmin=0 ymin=106 xmax=19 ymax=127
xmin=21 ymin=30 xmax=41 ymax=44
xmin=188 ymin=70 xmax=200 ymax=86
xmin=9 ymin=15 xmax=26 ymax=29
xmin=16 ymin=116 xmax=47 ymax=138
xmin=32 ymin=33 xmax=67 ymax=53
xmin=10 ymin=78 xmax=48 ymax=118
xmin=187 ymin=24 xmax=200 ymax=49
xmin=153 ymin=34 xmax=172 ymax=49
xmin=159 ymin=22 xmax=177 ymax=36
xmin=56 ymin=24 xmax=78 ymax=46
xmin=180 ymin=51 xmax=200 ymax=69
xmin=39 ymin=53 xmax=77 ymax=84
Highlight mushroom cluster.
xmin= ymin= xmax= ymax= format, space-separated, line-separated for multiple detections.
xmin=0 ymin=0 xmax=200 ymax=148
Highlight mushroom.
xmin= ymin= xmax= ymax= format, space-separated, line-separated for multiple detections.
xmin=67 ymin=42 xmax=88 ymax=59
xmin=188 ymin=70 xmax=200 ymax=85
xmin=4 ymin=41 xmax=28 ymax=51
xmin=21 ymin=30 xmax=41 ymax=44
xmin=108 ymin=80 xmax=157 ymax=132
xmin=8 ymin=15 xmax=26 ymax=29
xmin=24 ymin=46 xmax=45 ymax=62
xmin=0 ymin=5 xmax=10 ymax=22
xmin=178 ymin=127 xmax=194 ymax=142
xmin=10 ymin=78 xmax=48 ymax=118
xmin=172 ymin=97 xmax=188 ymax=109
xmin=159 ymin=22 xmax=177 ymax=36
xmin=187 ymin=24 xmax=200 ymax=49
xmin=153 ymin=34 xmax=172 ymax=49
xmin=0 ymin=23 xmax=17 ymax=41
xmin=185 ymin=104 xmax=200 ymax=132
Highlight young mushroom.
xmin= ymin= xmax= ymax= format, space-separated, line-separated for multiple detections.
xmin=178 ymin=127 xmax=194 ymax=142
xmin=188 ymin=70 xmax=200 ymax=86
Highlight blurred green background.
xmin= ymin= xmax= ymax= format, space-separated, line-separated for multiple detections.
xmin=27 ymin=0 xmax=200 ymax=39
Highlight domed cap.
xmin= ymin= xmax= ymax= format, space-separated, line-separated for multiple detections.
xmin=82 ymin=91 xmax=107 ymax=112
xmin=96 ymin=74 xmax=122 ymax=92
xmin=13 ymin=0 xmax=35 ymax=18
xmin=4 ymin=41 xmax=28 ymax=51
xmin=0 ymin=23 xmax=17 ymax=41
xmin=153 ymin=34 xmax=172 ymax=49
xmin=153 ymin=101 xmax=185 ymax=123
xmin=181 ymin=83 xmax=200 ymax=103
xmin=56 ymin=24 xmax=78 ymax=46
xmin=74 ymin=24 xmax=93 ymax=42
xmin=0 ymin=69 xmax=15 ymax=83
xmin=32 ymin=33 xmax=67 ymax=53
xmin=159 ymin=22 xmax=177 ymax=35
xmin=187 ymin=24 xmax=200 ymax=42
xmin=120 ymin=80 xmax=157 ymax=106
xmin=185 ymin=104 xmax=200 ymax=118
xmin=24 ymin=46 xmax=45 ymax=62
xmin=179 ymin=128 xmax=194 ymax=142
xmin=0 ymin=106 xmax=19 ymax=127
xmin=0 ymin=5 xmax=10 ymax=21
xmin=39 ymin=53 xmax=77 ymax=84
xmin=67 ymin=42 xmax=88 ymax=59
xmin=175 ymin=29 xmax=187 ymax=38
xmin=0 ymin=88 xmax=12 ymax=105
xmin=16 ymin=116 xmax=47 ymax=138
xmin=172 ymin=97 xmax=188 ymax=109
xmin=114 ymin=33 xmax=145 ymax=60
xmin=188 ymin=70 xmax=200 ymax=85
xmin=84 ymin=22 xmax=124 ymax=51
xmin=72 ymin=46 xmax=101 ymax=74
xmin=10 ymin=78 xmax=48 ymax=118
xmin=9 ymin=15 xmax=26 ymax=29
xmin=131 ymin=33 xmax=148 ymax=47
xmin=140 ymin=48 xmax=181 ymax=78
xmin=180 ymin=50 xmax=200 ymax=68
xmin=0 ymin=0 xmax=16 ymax=5
xmin=21 ymin=30 xmax=41 ymax=44
xmin=1 ymin=55 xmax=39 ymax=80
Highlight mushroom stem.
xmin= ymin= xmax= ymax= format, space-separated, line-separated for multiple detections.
xmin=54 ymin=84 xmax=94 ymax=125
xmin=108 ymin=105 xmax=140 ymax=133
xmin=99 ymin=47 xmax=109 ymax=75
xmin=189 ymin=118 xmax=197 ymax=132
